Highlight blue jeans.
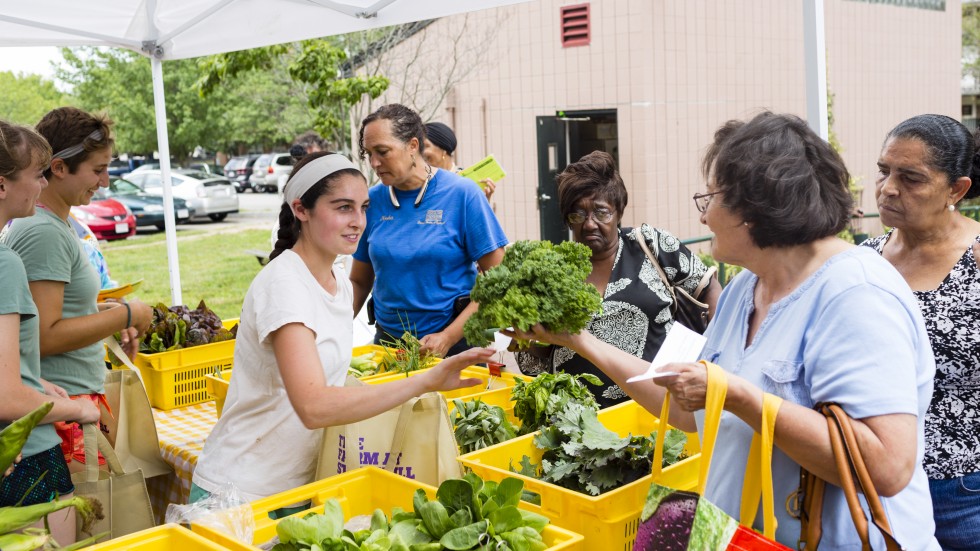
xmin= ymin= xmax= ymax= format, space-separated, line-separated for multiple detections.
xmin=930 ymin=472 xmax=980 ymax=550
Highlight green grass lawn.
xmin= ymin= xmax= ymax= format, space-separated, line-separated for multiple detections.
xmin=101 ymin=229 xmax=269 ymax=320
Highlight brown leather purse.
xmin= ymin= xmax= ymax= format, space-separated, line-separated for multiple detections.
xmin=798 ymin=402 xmax=905 ymax=550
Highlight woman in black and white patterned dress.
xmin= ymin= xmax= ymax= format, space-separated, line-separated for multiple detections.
xmin=515 ymin=151 xmax=721 ymax=408
xmin=863 ymin=114 xmax=980 ymax=550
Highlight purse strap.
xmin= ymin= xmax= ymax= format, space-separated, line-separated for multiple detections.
xmin=801 ymin=403 xmax=904 ymax=551
xmin=633 ymin=228 xmax=715 ymax=310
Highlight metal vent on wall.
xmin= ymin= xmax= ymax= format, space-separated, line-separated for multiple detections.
xmin=561 ymin=3 xmax=590 ymax=48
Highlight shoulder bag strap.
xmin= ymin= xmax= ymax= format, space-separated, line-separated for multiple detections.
xmin=822 ymin=403 xmax=904 ymax=551
xmin=739 ymin=393 xmax=783 ymax=539
xmin=81 ymin=423 xmax=128 ymax=479
xmin=634 ymin=227 xmax=715 ymax=305
xmin=103 ymin=336 xmax=146 ymax=387
xmin=633 ymin=228 xmax=677 ymax=308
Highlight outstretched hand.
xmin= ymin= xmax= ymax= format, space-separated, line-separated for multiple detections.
xmin=420 ymin=347 xmax=496 ymax=393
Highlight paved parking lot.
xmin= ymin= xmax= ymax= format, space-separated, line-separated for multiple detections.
xmin=132 ymin=190 xmax=282 ymax=238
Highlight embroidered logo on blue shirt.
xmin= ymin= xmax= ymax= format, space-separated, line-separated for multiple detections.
xmin=420 ymin=210 xmax=444 ymax=225
xmin=380 ymin=215 xmax=394 ymax=221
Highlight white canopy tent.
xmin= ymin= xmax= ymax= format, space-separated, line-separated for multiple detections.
xmin=0 ymin=0 xmax=827 ymax=304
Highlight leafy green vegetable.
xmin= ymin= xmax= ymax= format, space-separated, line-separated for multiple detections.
xmin=451 ymin=399 xmax=518 ymax=454
xmin=379 ymin=331 xmax=435 ymax=374
xmin=463 ymin=240 xmax=602 ymax=347
xmin=268 ymin=473 xmax=548 ymax=551
xmin=139 ymin=300 xmax=236 ymax=354
xmin=349 ymin=353 xmax=381 ymax=377
xmin=509 ymin=372 xmax=602 ymax=435
xmin=523 ymin=403 xmax=688 ymax=496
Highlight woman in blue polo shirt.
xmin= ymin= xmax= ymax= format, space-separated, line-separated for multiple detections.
xmin=350 ymin=104 xmax=508 ymax=357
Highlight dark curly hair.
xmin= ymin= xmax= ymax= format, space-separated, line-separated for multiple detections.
xmin=35 ymin=107 xmax=113 ymax=178
xmin=884 ymin=114 xmax=980 ymax=201
xmin=557 ymin=151 xmax=628 ymax=227
xmin=358 ymin=104 xmax=426 ymax=159
xmin=702 ymin=112 xmax=852 ymax=249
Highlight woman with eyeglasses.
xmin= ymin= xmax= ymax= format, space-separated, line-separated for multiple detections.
xmin=509 ymin=114 xmax=939 ymax=549
xmin=514 ymin=150 xmax=720 ymax=407
xmin=3 ymin=107 xmax=152 ymax=473
xmin=350 ymin=104 xmax=508 ymax=358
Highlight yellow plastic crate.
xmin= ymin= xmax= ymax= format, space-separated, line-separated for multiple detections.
xmin=192 ymin=466 xmax=583 ymax=551
xmin=457 ymin=400 xmax=701 ymax=551
xmin=365 ymin=365 xmax=529 ymax=418
xmin=87 ymin=523 xmax=246 ymax=551
xmin=133 ymin=318 xmax=238 ymax=410
xmin=204 ymin=369 xmax=233 ymax=418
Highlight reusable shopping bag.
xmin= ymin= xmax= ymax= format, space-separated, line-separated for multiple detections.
xmin=315 ymin=376 xmax=462 ymax=487
xmin=72 ymin=423 xmax=155 ymax=540
xmin=634 ymin=361 xmax=793 ymax=550
xmin=102 ymin=338 xmax=172 ymax=478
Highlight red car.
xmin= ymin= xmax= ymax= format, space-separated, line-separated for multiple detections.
xmin=70 ymin=198 xmax=136 ymax=241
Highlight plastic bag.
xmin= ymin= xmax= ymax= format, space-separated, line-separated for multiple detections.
xmin=165 ymin=483 xmax=254 ymax=544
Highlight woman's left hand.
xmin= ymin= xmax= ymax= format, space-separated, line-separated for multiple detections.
xmin=41 ymin=379 xmax=70 ymax=399
xmin=419 ymin=331 xmax=455 ymax=358
xmin=481 ymin=178 xmax=496 ymax=201
xmin=120 ymin=326 xmax=141 ymax=358
xmin=653 ymin=362 xmax=710 ymax=412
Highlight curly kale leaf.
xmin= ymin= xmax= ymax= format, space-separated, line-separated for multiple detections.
xmin=463 ymin=240 xmax=602 ymax=346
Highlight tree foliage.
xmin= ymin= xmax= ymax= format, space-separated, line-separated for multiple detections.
xmin=964 ymin=2 xmax=980 ymax=85
xmin=56 ymin=47 xmax=309 ymax=157
xmin=0 ymin=71 xmax=72 ymax=126
xmin=196 ymin=39 xmax=388 ymax=153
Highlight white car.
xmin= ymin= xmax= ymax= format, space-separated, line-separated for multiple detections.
xmin=126 ymin=169 xmax=239 ymax=222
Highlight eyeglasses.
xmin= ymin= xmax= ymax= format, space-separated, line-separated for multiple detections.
xmin=693 ymin=191 xmax=722 ymax=213
xmin=566 ymin=208 xmax=615 ymax=225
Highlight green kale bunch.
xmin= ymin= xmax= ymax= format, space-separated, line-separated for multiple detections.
xmin=463 ymin=240 xmax=602 ymax=347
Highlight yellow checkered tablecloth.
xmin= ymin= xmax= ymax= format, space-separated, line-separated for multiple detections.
xmin=147 ymin=402 xmax=218 ymax=521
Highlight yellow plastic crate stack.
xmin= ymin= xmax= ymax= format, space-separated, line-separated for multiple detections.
xmin=457 ymin=400 xmax=702 ymax=551
xmin=86 ymin=524 xmax=249 ymax=551
xmin=191 ymin=466 xmax=583 ymax=551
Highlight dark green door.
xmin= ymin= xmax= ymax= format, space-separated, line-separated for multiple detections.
xmin=536 ymin=116 xmax=567 ymax=244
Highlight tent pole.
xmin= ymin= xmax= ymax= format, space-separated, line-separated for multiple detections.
xmin=803 ymin=0 xmax=828 ymax=141
xmin=151 ymin=56 xmax=183 ymax=305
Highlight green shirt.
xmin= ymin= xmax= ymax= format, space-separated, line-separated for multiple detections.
xmin=4 ymin=208 xmax=105 ymax=395
xmin=0 ymin=245 xmax=61 ymax=458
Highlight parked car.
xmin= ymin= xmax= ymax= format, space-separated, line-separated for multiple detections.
xmin=250 ymin=154 xmax=273 ymax=193
xmin=103 ymin=177 xmax=195 ymax=230
xmin=122 ymin=162 xmax=160 ymax=179
xmin=264 ymin=152 xmax=296 ymax=193
xmin=70 ymin=198 xmax=136 ymax=241
xmin=126 ymin=169 xmax=239 ymax=222
xmin=224 ymin=154 xmax=261 ymax=192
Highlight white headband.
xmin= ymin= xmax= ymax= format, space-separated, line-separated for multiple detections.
xmin=52 ymin=129 xmax=103 ymax=160
xmin=283 ymin=154 xmax=362 ymax=209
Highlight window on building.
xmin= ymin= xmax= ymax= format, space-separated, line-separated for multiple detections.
xmin=963 ymin=103 xmax=974 ymax=118
xmin=561 ymin=3 xmax=590 ymax=48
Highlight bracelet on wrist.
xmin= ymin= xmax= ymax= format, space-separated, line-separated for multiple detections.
xmin=122 ymin=301 xmax=132 ymax=329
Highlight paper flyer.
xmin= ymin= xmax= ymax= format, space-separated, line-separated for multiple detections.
xmin=459 ymin=154 xmax=506 ymax=190
xmin=627 ymin=323 xmax=707 ymax=383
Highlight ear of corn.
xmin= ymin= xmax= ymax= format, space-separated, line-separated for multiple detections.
xmin=0 ymin=495 xmax=103 ymax=535
xmin=0 ymin=531 xmax=52 ymax=551
xmin=0 ymin=402 xmax=54 ymax=475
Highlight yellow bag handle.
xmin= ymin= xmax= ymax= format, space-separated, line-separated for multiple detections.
xmin=650 ymin=361 xmax=783 ymax=540
xmin=739 ymin=393 xmax=783 ymax=539
xmin=651 ymin=360 xmax=727 ymax=496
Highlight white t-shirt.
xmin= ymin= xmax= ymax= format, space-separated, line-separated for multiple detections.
xmin=193 ymin=249 xmax=353 ymax=501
